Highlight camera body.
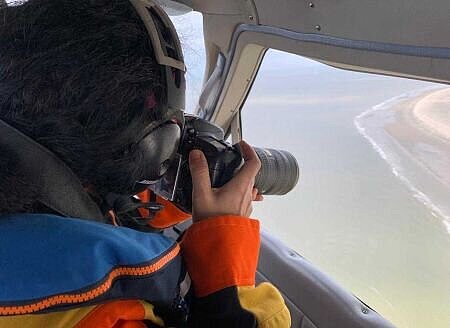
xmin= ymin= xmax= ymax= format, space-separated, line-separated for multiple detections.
xmin=150 ymin=115 xmax=299 ymax=214
xmin=150 ymin=115 xmax=243 ymax=213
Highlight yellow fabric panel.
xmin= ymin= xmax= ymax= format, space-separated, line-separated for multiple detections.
xmin=238 ymin=282 xmax=292 ymax=328
xmin=0 ymin=305 xmax=96 ymax=328
xmin=140 ymin=301 xmax=165 ymax=327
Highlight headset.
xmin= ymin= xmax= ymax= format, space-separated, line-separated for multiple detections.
xmin=128 ymin=0 xmax=187 ymax=184
xmin=0 ymin=0 xmax=187 ymax=222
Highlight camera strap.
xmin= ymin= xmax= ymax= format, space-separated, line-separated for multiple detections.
xmin=104 ymin=191 xmax=165 ymax=231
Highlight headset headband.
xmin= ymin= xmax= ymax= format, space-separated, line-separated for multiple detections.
xmin=124 ymin=0 xmax=186 ymax=145
xmin=129 ymin=0 xmax=186 ymax=72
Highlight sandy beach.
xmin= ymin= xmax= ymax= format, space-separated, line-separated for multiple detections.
xmin=355 ymin=85 xmax=450 ymax=233
xmin=413 ymin=88 xmax=450 ymax=142
xmin=355 ymin=86 xmax=450 ymax=236
xmin=384 ymin=88 xmax=450 ymax=189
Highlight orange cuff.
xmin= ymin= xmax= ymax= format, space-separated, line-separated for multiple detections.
xmin=181 ymin=216 xmax=260 ymax=297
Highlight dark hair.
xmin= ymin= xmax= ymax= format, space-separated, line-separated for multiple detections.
xmin=0 ymin=0 xmax=167 ymax=213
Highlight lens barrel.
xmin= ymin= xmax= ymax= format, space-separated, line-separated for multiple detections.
xmin=253 ymin=148 xmax=299 ymax=195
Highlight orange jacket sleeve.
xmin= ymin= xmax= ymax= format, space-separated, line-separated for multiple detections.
xmin=181 ymin=215 xmax=260 ymax=297
xmin=181 ymin=215 xmax=291 ymax=327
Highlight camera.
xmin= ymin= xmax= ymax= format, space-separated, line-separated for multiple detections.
xmin=150 ymin=115 xmax=300 ymax=213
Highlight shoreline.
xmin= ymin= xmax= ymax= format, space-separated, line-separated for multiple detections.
xmin=355 ymin=87 xmax=450 ymax=234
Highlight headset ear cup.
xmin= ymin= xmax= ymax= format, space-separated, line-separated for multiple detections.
xmin=137 ymin=123 xmax=181 ymax=182
xmin=164 ymin=65 xmax=186 ymax=113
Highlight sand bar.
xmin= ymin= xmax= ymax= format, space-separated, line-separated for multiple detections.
xmin=383 ymin=88 xmax=450 ymax=187
xmin=372 ymin=87 xmax=450 ymax=232
xmin=413 ymin=88 xmax=450 ymax=142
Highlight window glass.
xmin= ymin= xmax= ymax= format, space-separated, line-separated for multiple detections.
xmin=170 ymin=12 xmax=205 ymax=113
xmin=242 ymin=49 xmax=450 ymax=328
xmin=4 ymin=0 xmax=26 ymax=5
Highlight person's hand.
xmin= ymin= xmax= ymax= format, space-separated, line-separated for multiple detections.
xmin=189 ymin=140 xmax=263 ymax=222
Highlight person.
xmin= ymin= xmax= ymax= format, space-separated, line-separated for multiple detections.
xmin=0 ymin=0 xmax=291 ymax=327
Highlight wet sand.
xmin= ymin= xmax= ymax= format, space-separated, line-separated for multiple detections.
xmin=384 ymin=88 xmax=450 ymax=191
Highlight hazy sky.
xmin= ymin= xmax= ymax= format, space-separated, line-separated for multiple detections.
xmin=171 ymin=12 xmax=206 ymax=113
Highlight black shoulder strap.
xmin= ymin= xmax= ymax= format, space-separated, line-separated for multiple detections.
xmin=0 ymin=119 xmax=104 ymax=221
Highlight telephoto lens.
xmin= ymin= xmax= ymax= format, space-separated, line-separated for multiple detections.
xmin=253 ymin=148 xmax=300 ymax=195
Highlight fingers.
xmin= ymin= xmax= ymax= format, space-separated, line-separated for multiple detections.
xmin=228 ymin=141 xmax=261 ymax=191
xmin=252 ymin=188 xmax=258 ymax=200
xmin=239 ymin=140 xmax=261 ymax=174
xmin=189 ymin=150 xmax=211 ymax=198
xmin=189 ymin=141 xmax=263 ymax=221
xmin=252 ymin=188 xmax=264 ymax=201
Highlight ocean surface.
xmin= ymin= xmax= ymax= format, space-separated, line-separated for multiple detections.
xmin=241 ymin=51 xmax=450 ymax=328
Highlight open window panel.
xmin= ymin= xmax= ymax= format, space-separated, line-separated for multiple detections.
xmin=241 ymin=50 xmax=450 ymax=328
xmin=165 ymin=0 xmax=450 ymax=327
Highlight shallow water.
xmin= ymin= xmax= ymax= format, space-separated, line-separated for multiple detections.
xmin=241 ymin=52 xmax=450 ymax=328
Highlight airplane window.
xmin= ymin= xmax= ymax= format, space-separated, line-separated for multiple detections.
xmin=241 ymin=49 xmax=450 ymax=328
xmin=170 ymin=12 xmax=205 ymax=113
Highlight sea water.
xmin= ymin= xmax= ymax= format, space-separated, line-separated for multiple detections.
xmin=241 ymin=51 xmax=450 ymax=328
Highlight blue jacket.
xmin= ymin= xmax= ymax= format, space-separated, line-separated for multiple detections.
xmin=0 ymin=214 xmax=291 ymax=327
